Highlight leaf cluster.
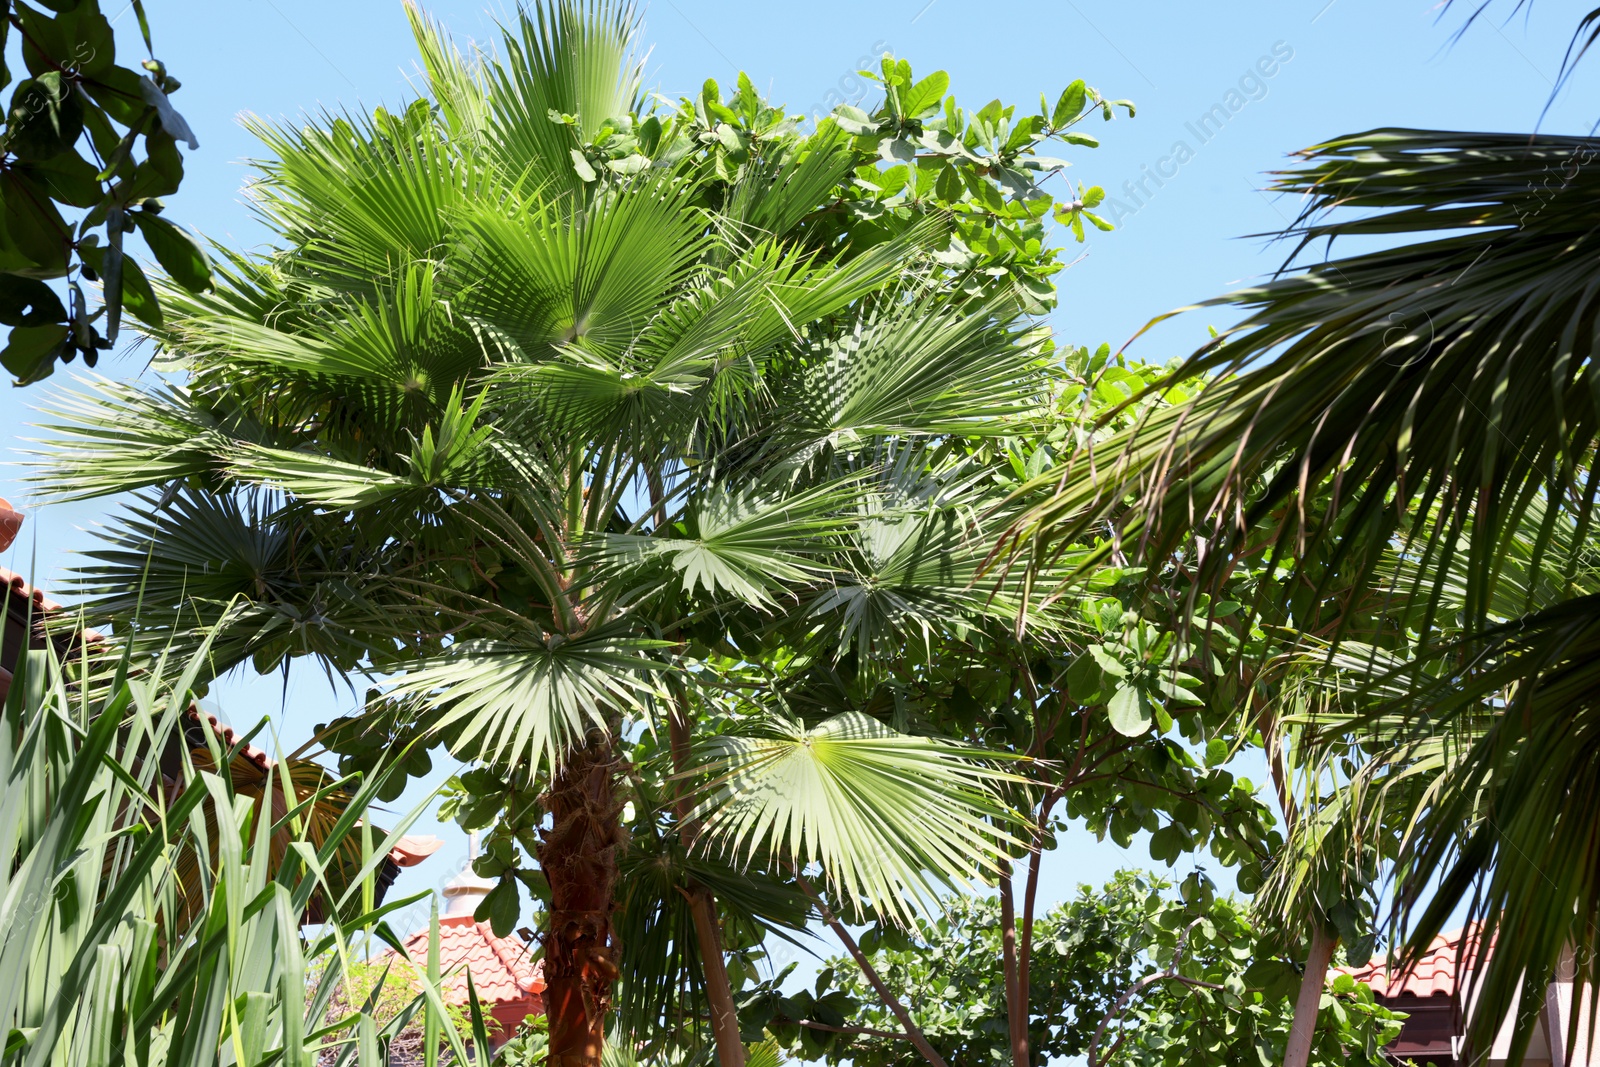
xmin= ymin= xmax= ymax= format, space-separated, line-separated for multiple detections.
xmin=743 ymin=871 xmax=1401 ymax=1067
xmin=0 ymin=0 xmax=210 ymax=383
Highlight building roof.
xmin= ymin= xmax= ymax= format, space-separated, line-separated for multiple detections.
xmin=3 ymin=496 xmax=109 ymax=699
xmin=396 ymin=913 xmax=547 ymax=1008
xmin=3 ymin=565 xmax=72 ymax=614
xmin=389 ymin=846 xmax=545 ymax=1043
xmin=0 ymin=498 xmax=21 ymax=554
xmin=1338 ymin=927 xmax=1479 ymax=999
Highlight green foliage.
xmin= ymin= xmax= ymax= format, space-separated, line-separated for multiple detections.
xmin=311 ymin=956 xmax=475 ymax=1063
xmin=0 ymin=0 xmax=209 ymax=383
xmin=510 ymin=45 xmax=1129 ymax=313
xmin=0 ymin=634 xmax=473 ymax=1067
xmin=740 ymin=872 xmax=1401 ymax=1067
xmin=30 ymin=0 xmax=1141 ymax=950
xmin=23 ymin=4 xmax=1161 ymax=1059
xmin=1004 ymin=11 xmax=1600 ymax=1061
xmin=492 ymin=1015 xmax=549 ymax=1067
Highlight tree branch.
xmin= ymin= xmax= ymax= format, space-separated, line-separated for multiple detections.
xmin=998 ymin=860 xmax=1029 ymax=1067
xmin=796 ymin=1020 xmax=912 ymax=1042
xmin=1086 ymin=919 xmax=1219 ymax=1067
xmin=1018 ymin=788 xmax=1063 ymax=1017
xmin=795 ymin=872 xmax=952 ymax=1067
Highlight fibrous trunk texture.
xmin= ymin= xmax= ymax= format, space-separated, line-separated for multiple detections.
xmin=539 ymin=737 xmax=624 ymax=1067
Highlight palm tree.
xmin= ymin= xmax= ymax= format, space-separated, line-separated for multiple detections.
xmin=29 ymin=5 xmax=1112 ymax=1064
xmin=1009 ymin=9 xmax=1600 ymax=1062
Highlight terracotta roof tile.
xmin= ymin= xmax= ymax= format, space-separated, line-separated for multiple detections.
xmin=187 ymin=706 xmax=274 ymax=770
xmin=391 ymin=836 xmax=444 ymax=867
xmin=1 ymin=566 xmax=110 ymax=642
xmin=0 ymin=499 xmax=21 ymax=554
xmin=3 ymin=565 xmax=70 ymax=615
xmin=180 ymin=711 xmax=440 ymax=870
xmin=1337 ymin=926 xmax=1480 ymax=999
xmin=393 ymin=914 xmax=546 ymax=1008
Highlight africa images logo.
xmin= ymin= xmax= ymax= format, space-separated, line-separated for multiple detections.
xmin=1103 ymin=41 xmax=1296 ymax=225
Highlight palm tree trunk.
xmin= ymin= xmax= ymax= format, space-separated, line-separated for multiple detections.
xmin=667 ymin=695 xmax=746 ymax=1067
xmin=1282 ymin=925 xmax=1337 ymax=1067
xmin=687 ymin=886 xmax=747 ymax=1067
xmin=998 ymin=861 xmax=1030 ymax=1067
xmin=539 ymin=736 xmax=624 ymax=1067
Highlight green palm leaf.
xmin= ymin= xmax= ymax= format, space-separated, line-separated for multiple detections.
xmin=722 ymin=122 xmax=857 ymax=241
xmin=807 ymin=477 xmax=1078 ymax=664
xmin=246 ymin=104 xmax=483 ymax=295
xmin=63 ymin=490 xmax=385 ymax=674
xmin=407 ymin=4 xmax=490 ymax=145
xmin=1331 ymin=597 xmax=1600 ymax=1065
xmin=1009 ymin=126 xmax=1600 ymax=1059
xmin=479 ymin=0 xmax=644 ymax=197
xmin=1019 ymin=129 xmax=1600 ymax=619
xmin=453 ymin=179 xmax=708 ymax=363
xmin=29 ymin=377 xmax=245 ymax=500
xmin=689 ymin=711 xmax=1027 ymax=924
xmin=383 ymin=624 xmax=670 ymax=772
xmin=595 ymin=477 xmax=856 ymax=608
xmin=777 ymin=290 xmax=1050 ymax=453
xmin=226 ymin=387 xmax=501 ymax=509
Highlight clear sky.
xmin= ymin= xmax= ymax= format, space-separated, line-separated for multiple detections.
xmin=2 ymin=0 xmax=1596 ymax=960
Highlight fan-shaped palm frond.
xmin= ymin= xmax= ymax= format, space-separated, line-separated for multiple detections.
xmin=807 ymin=480 xmax=1079 ymax=666
xmin=383 ymin=624 xmax=670 ymax=772
xmin=227 ymin=386 xmax=503 ymax=509
xmin=244 ymin=102 xmax=484 ymax=294
xmin=689 ymin=711 xmax=1028 ymax=925
xmin=453 ymin=178 xmax=708 ymax=361
xmin=31 ymin=377 xmax=257 ymax=500
xmin=595 ymin=477 xmax=857 ymax=609
xmin=64 ymin=489 xmax=388 ymax=674
xmin=614 ymin=777 xmax=809 ymax=1046
xmin=480 ymin=0 xmax=644 ymax=197
xmin=776 ymin=291 xmax=1050 ymax=454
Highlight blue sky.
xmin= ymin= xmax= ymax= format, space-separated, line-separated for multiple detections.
xmin=2 ymin=0 xmax=1596 ymax=951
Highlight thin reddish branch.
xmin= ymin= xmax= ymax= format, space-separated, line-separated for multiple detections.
xmin=796 ymin=872 xmax=952 ymax=1067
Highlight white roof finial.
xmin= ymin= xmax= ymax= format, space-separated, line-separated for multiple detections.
xmin=441 ymin=833 xmax=496 ymax=918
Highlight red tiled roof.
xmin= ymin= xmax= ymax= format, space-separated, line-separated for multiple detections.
xmin=0 ymin=499 xmax=22 ymax=554
xmin=394 ymin=913 xmax=546 ymax=1010
xmin=3 ymin=565 xmax=84 ymax=619
xmin=2 ymin=562 xmax=108 ymax=701
xmin=1338 ymin=927 xmax=1480 ymax=999
xmin=187 ymin=706 xmax=273 ymax=770
xmin=182 ymin=709 xmax=444 ymax=870
xmin=391 ymin=835 xmax=444 ymax=866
